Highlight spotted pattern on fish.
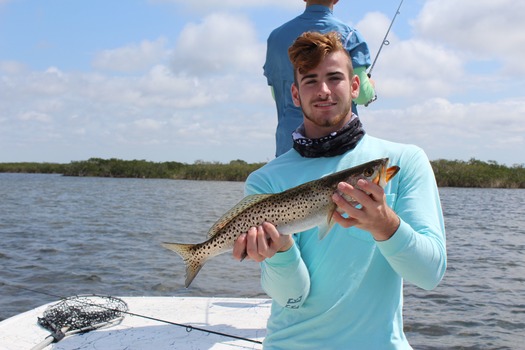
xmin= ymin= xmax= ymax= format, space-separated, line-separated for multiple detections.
xmin=206 ymin=194 xmax=272 ymax=239
xmin=162 ymin=158 xmax=400 ymax=287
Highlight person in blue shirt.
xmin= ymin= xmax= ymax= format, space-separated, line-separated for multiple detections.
xmin=234 ymin=31 xmax=446 ymax=349
xmin=264 ymin=0 xmax=375 ymax=157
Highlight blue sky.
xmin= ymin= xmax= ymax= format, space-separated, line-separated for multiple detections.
xmin=1 ymin=0 xmax=524 ymax=165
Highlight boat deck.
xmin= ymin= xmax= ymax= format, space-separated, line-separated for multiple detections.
xmin=0 ymin=296 xmax=271 ymax=349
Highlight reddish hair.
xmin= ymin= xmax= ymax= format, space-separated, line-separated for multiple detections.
xmin=288 ymin=31 xmax=353 ymax=81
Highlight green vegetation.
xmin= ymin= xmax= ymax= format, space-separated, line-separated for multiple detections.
xmin=1 ymin=157 xmax=524 ymax=188
xmin=431 ymin=158 xmax=525 ymax=188
xmin=64 ymin=158 xmax=186 ymax=179
xmin=0 ymin=162 xmax=66 ymax=174
xmin=0 ymin=158 xmax=265 ymax=182
xmin=176 ymin=159 xmax=265 ymax=181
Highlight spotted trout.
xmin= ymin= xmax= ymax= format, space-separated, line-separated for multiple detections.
xmin=163 ymin=158 xmax=400 ymax=287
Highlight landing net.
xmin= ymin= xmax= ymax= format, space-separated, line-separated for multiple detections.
xmin=37 ymin=294 xmax=128 ymax=336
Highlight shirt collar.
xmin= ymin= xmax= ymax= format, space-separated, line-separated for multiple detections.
xmin=304 ymin=4 xmax=333 ymax=15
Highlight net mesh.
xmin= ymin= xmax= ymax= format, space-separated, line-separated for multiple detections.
xmin=37 ymin=295 xmax=128 ymax=333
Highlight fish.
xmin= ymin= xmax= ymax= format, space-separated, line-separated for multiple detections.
xmin=163 ymin=157 xmax=400 ymax=288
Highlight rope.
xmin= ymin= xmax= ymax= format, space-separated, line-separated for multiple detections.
xmin=2 ymin=282 xmax=263 ymax=345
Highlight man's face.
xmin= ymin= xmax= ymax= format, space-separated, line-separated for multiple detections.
xmin=291 ymin=50 xmax=359 ymax=139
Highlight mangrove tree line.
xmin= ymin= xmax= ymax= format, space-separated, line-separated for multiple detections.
xmin=1 ymin=157 xmax=524 ymax=188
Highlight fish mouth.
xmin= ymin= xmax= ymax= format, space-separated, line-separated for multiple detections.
xmin=373 ymin=161 xmax=400 ymax=187
xmin=386 ymin=165 xmax=400 ymax=182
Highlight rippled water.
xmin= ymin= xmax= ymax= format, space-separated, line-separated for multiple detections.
xmin=1 ymin=174 xmax=523 ymax=349
xmin=404 ymin=187 xmax=525 ymax=349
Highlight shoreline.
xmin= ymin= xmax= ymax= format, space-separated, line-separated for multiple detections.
xmin=1 ymin=158 xmax=524 ymax=188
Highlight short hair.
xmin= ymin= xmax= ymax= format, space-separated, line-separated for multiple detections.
xmin=288 ymin=31 xmax=353 ymax=81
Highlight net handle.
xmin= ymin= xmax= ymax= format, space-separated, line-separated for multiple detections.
xmin=31 ymin=326 xmax=69 ymax=350
xmin=31 ymin=316 xmax=125 ymax=350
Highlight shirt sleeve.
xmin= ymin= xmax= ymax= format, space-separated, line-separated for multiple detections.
xmin=353 ymin=66 xmax=375 ymax=105
xmin=343 ymin=28 xmax=375 ymax=105
xmin=260 ymin=242 xmax=311 ymax=308
xmin=376 ymin=149 xmax=447 ymax=290
xmin=343 ymin=28 xmax=371 ymax=69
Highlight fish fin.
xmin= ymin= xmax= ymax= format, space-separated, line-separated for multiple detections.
xmin=207 ymin=194 xmax=273 ymax=238
xmin=318 ymin=206 xmax=337 ymax=240
xmin=162 ymin=242 xmax=208 ymax=288
xmin=317 ymin=220 xmax=335 ymax=240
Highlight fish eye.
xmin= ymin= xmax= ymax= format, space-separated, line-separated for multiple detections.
xmin=363 ymin=167 xmax=375 ymax=177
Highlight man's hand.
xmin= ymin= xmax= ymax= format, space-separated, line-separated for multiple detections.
xmin=331 ymin=179 xmax=400 ymax=241
xmin=233 ymin=222 xmax=294 ymax=262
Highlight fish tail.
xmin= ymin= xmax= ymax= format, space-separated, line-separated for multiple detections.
xmin=162 ymin=242 xmax=208 ymax=288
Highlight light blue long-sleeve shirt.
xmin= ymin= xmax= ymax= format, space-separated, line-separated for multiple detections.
xmin=245 ymin=135 xmax=447 ymax=349
xmin=263 ymin=5 xmax=373 ymax=157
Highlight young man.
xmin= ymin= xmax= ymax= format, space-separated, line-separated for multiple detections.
xmin=264 ymin=0 xmax=375 ymax=157
xmin=234 ymin=32 xmax=446 ymax=349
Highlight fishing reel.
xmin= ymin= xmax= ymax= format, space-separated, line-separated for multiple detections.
xmin=364 ymin=95 xmax=377 ymax=107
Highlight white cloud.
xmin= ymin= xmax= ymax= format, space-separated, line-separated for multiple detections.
xmin=356 ymin=11 xmax=394 ymax=64
xmin=366 ymin=38 xmax=464 ymax=101
xmin=0 ymin=60 xmax=27 ymax=74
xmin=18 ymin=111 xmax=52 ymax=123
xmin=0 ymin=50 xmax=275 ymax=163
xmin=413 ymin=0 xmax=525 ymax=75
xmin=365 ymin=96 xmax=525 ymax=165
xmin=171 ymin=12 xmax=265 ymax=76
xmin=136 ymin=65 xmax=224 ymax=109
xmin=358 ymin=12 xmax=465 ymax=103
xmin=92 ymin=38 xmax=169 ymax=73
xmin=358 ymin=3 xmax=520 ymax=105
xmin=133 ymin=118 xmax=165 ymax=131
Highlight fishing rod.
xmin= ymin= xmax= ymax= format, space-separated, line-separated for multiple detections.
xmin=365 ymin=0 xmax=404 ymax=106
xmin=368 ymin=0 xmax=404 ymax=77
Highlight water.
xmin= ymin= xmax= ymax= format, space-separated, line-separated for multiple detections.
xmin=0 ymin=174 xmax=524 ymax=349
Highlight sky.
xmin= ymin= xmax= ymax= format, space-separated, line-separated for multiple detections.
xmin=1 ymin=0 xmax=524 ymax=166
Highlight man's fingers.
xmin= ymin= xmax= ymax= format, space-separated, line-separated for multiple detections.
xmin=233 ymin=233 xmax=247 ymax=260
xmin=257 ymin=225 xmax=270 ymax=252
xmin=332 ymin=208 xmax=356 ymax=228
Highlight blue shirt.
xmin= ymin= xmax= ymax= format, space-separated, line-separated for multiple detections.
xmin=245 ymin=135 xmax=447 ymax=349
xmin=263 ymin=5 xmax=372 ymax=157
